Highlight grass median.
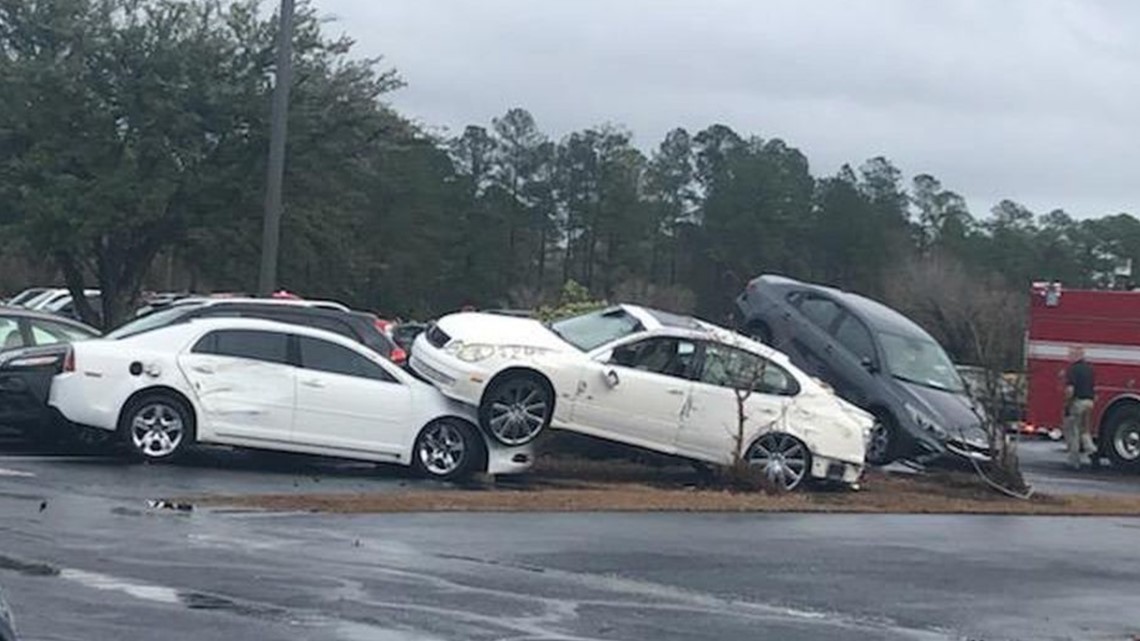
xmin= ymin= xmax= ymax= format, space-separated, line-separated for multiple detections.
xmin=184 ymin=456 xmax=1140 ymax=516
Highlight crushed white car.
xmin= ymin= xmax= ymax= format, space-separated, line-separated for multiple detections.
xmin=411 ymin=305 xmax=870 ymax=490
xmin=49 ymin=318 xmax=532 ymax=480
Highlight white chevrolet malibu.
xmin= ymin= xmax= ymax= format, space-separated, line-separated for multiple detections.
xmin=48 ymin=318 xmax=532 ymax=480
xmin=411 ymin=305 xmax=871 ymax=490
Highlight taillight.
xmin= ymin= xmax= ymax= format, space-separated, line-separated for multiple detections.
xmin=390 ymin=346 xmax=407 ymax=366
xmin=62 ymin=348 xmax=75 ymax=373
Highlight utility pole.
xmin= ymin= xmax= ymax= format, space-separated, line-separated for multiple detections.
xmin=257 ymin=0 xmax=295 ymax=296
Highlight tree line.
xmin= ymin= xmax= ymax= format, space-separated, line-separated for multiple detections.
xmin=1 ymin=0 xmax=1137 ymax=367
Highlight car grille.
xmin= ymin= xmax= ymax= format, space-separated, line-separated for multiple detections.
xmin=425 ymin=323 xmax=451 ymax=348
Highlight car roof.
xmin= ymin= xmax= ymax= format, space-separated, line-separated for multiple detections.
xmin=759 ymin=274 xmax=935 ymax=339
xmin=122 ymin=316 xmax=372 ymax=352
xmin=168 ymin=296 xmax=350 ymax=312
xmin=0 ymin=305 xmax=101 ymax=334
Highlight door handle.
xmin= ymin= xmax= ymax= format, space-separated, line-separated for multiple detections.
xmin=300 ymin=378 xmax=326 ymax=388
xmin=191 ymin=365 xmax=214 ymax=375
xmin=666 ymin=389 xmax=686 ymax=396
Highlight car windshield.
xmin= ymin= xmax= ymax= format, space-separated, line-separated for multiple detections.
xmin=879 ymin=332 xmax=965 ymax=393
xmin=104 ymin=305 xmax=195 ymax=340
xmin=547 ymin=308 xmax=642 ymax=352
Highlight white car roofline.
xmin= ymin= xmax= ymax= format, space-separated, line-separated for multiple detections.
xmin=168 ymin=297 xmax=351 ymax=312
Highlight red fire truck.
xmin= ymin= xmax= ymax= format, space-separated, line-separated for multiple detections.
xmin=1026 ymin=282 xmax=1140 ymax=469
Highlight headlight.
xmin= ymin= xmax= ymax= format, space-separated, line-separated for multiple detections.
xmin=446 ymin=342 xmax=498 ymax=363
xmin=905 ymin=402 xmax=947 ymax=439
xmin=444 ymin=342 xmax=553 ymax=363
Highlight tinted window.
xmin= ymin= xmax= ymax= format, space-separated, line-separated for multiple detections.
xmin=796 ymin=295 xmax=842 ymax=331
xmin=0 ymin=317 xmax=23 ymax=350
xmin=833 ymin=314 xmax=876 ymax=364
xmin=610 ymin=337 xmax=699 ymax=379
xmin=198 ymin=307 xmax=359 ymax=342
xmin=699 ymin=344 xmax=799 ymax=396
xmin=298 ymin=336 xmax=395 ymax=382
xmin=192 ymin=330 xmax=289 ymax=364
xmin=28 ymin=319 xmax=94 ymax=345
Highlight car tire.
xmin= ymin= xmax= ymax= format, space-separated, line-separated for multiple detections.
xmin=866 ymin=411 xmax=899 ymax=466
xmin=412 ymin=419 xmax=484 ymax=481
xmin=1103 ymin=405 xmax=1140 ymax=470
xmin=118 ymin=392 xmax=195 ymax=462
xmin=746 ymin=432 xmax=812 ymax=491
xmin=479 ymin=371 xmax=553 ymax=446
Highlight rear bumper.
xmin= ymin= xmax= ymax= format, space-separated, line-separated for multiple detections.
xmin=811 ymin=455 xmax=863 ymax=485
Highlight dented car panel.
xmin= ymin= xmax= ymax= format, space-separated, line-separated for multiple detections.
xmin=49 ymin=318 xmax=533 ymax=476
xmin=413 ymin=304 xmax=869 ymax=488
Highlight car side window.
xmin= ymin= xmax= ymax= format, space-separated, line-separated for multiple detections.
xmin=192 ymin=330 xmax=290 ymax=365
xmin=298 ymin=336 xmax=395 ymax=382
xmin=0 ymin=317 xmax=24 ymax=350
xmin=28 ymin=319 xmax=92 ymax=346
xmin=833 ymin=314 xmax=876 ymax=364
xmin=609 ymin=337 xmax=699 ymax=380
xmin=795 ymin=295 xmax=842 ymax=331
xmin=699 ymin=343 xmax=800 ymax=396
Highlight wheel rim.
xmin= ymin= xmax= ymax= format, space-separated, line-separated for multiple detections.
xmin=747 ymin=433 xmax=808 ymax=491
xmin=867 ymin=418 xmax=891 ymax=464
xmin=130 ymin=402 xmax=184 ymax=457
xmin=487 ymin=379 xmax=548 ymax=445
xmin=1113 ymin=421 xmax=1140 ymax=461
xmin=417 ymin=422 xmax=467 ymax=476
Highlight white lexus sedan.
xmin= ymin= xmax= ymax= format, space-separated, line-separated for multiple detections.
xmin=48 ymin=318 xmax=532 ymax=480
xmin=411 ymin=305 xmax=871 ymax=490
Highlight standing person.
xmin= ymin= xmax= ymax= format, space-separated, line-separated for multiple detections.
xmin=1064 ymin=346 xmax=1099 ymax=470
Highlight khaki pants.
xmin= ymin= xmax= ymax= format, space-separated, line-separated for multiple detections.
xmin=1065 ymin=399 xmax=1097 ymax=468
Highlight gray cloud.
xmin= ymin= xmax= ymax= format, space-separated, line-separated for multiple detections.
xmin=316 ymin=0 xmax=1140 ymax=218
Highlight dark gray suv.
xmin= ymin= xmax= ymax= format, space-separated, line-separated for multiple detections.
xmin=736 ymin=274 xmax=991 ymax=465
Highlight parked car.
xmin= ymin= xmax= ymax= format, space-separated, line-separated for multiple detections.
xmin=391 ymin=321 xmax=428 ymax=354
xmin=411 ymin=304 xmax=870 ymax=490
xmin=5 ymin=287 xmax=51 ymax=307
xmin=28 ymin=289 xmax=99 ymax=312
xmin=0 ymin=308 xmax=100 ymax=441
xmin=735 ymin=274 xmax=991 ymax=465
xmin=105 ymin=297 xmax=401 ymax=364
xmin=48 ymin=318 xmax=531 ymax=480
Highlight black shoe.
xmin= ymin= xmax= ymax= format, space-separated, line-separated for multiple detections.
xmin=1088 ymin=455 xmax=1101 ymax=469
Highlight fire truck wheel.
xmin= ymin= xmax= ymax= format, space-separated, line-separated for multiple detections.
xmin=1104 ymin=405 xmax=1140 ymax=470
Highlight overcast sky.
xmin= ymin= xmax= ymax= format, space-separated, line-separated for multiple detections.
xmin=316 ymin=0 xmax=1139 ymax=219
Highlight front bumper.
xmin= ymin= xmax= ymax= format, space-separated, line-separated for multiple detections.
xmin=408 ymin=346 xmax=489 ymax=408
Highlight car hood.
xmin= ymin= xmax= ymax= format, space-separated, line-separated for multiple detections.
xmin=896 ymin=379 xmax=989 ymax=447
xmin=437 ymin=313 xmax=571 ymax=351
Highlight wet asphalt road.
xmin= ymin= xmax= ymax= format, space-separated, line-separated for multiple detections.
xmin=0 ymin=443 xmax=1137 ymax=640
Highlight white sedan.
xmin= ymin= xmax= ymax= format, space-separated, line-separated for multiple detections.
xmin=48 ymin=318 xmax=532 ymax=480
xmin=411 ymin=305 xmax=871 ymax=490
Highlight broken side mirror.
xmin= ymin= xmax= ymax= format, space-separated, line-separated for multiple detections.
xmin=604 ymin=368 xmax=620 ymax=388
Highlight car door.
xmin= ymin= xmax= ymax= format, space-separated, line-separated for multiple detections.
xmin=679 ymin=343 xmax=800 ymax=463
xmin=826 ymin=312 xmax=879 ymax=406
xmin=177 ymin=329 xmax=297 ymax=444
xmin=786 ymin=293 xmax=843 ymax=387
xmin=570 ymin=336 xmax=699 ymax=453
xmin=292 ymin=335 xmax=412 ymax=457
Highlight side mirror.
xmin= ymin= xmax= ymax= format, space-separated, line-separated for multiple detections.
xmin=604 ymin=368 xmax=620 ymax=388
xmin=861 ymin=357 xmax=879 ymax=374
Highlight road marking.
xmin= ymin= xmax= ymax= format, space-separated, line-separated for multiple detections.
xmin=0 ymin=467 xmax=34 ymax=477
